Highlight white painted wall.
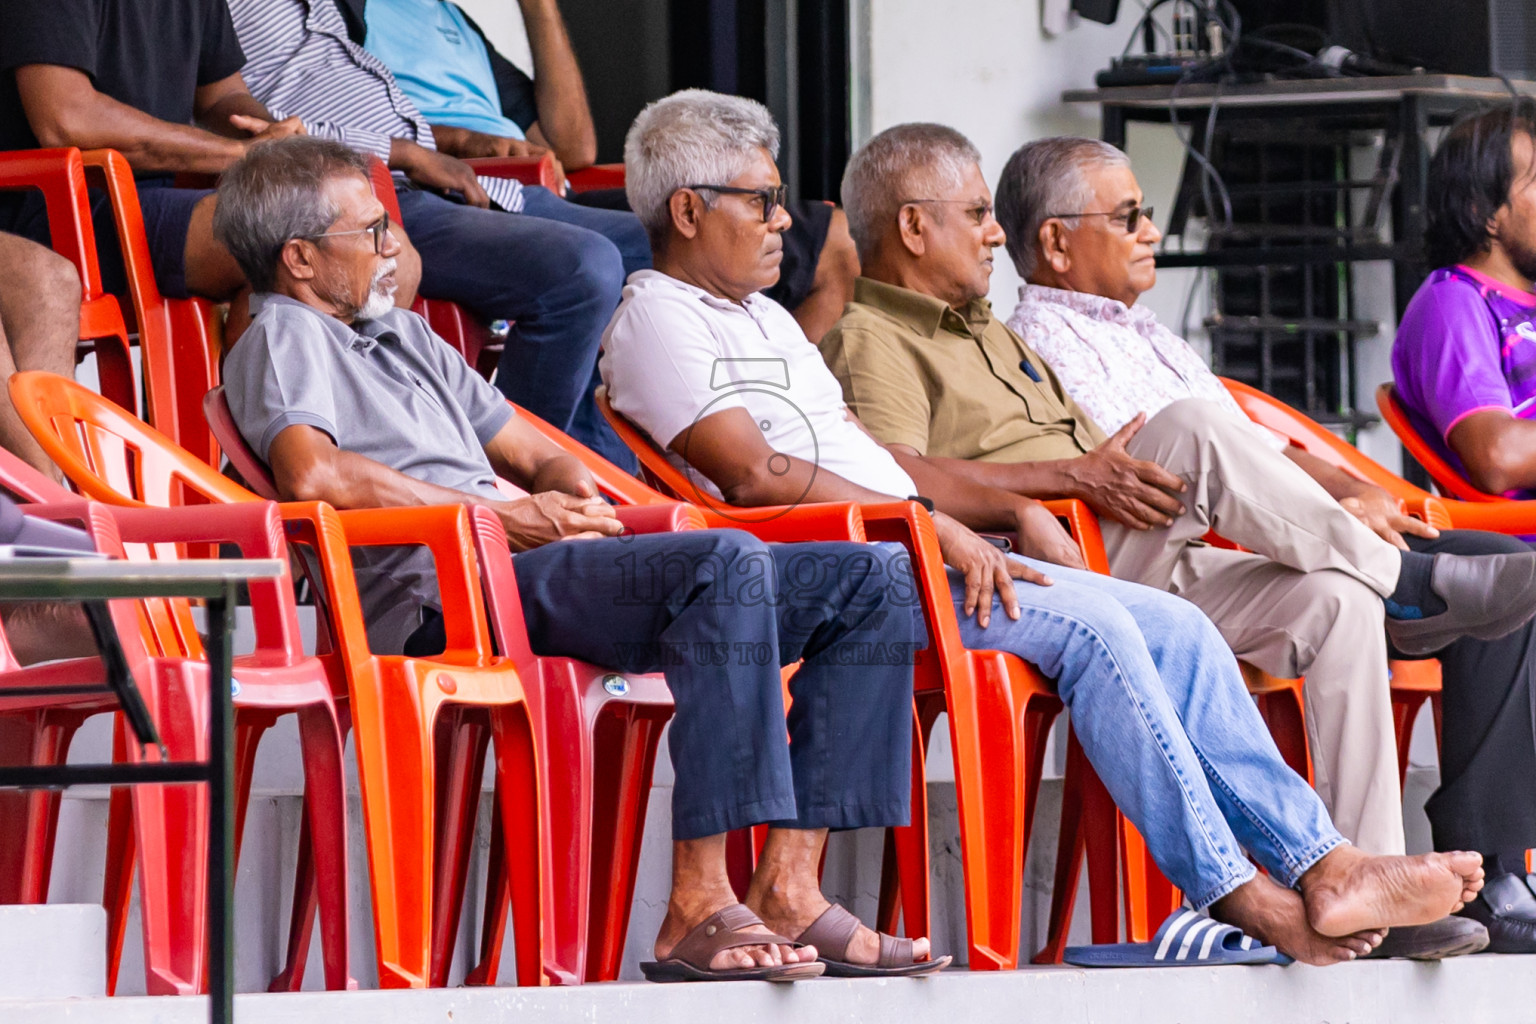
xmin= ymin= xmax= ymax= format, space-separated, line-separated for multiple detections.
xmin=452 ymin=0 xmax=533 ymax=69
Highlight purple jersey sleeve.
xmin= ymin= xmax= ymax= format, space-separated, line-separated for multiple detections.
xmin=1391 ymin=273 xmax=1510 ymax=444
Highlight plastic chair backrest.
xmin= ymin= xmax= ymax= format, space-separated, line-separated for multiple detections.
xmin=203 ymin=386 xmax=281 ymax=501
xmin=79 ymin=149 xmax=221 ymax=468
xmin=1374 ymin=383 xmax=1502 ymax=502
xmin=593 ymin=386 xmax=702 ymax=500
xmin=9 ymin=371 xmax=255 ymax=511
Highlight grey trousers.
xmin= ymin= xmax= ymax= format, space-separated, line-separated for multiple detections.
xmin=1103 ymin=398 xmax=1407 ymax=856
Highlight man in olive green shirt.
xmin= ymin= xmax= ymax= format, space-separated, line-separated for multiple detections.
xmin=824 ymin=123 xmax=1536 ymax=907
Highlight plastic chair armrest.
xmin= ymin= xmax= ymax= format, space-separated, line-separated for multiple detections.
xmin=465 ymin=505 xmax=538 ymax=669
xmin=1401 ymin=496 xmax=1453 ymax=532
xmin=277 ymin=502 xmax=375 ymax=669
xmin=849 ymin=500 xmax=969 ymax=660
xmin=464 ymin=154 xmax=562 ymax=192
xmin=0 ymin=148 xmax=103 ymax=293
xmin=615 ymin=503 xmax=706 ymax=534
xmin=696 ymin=502 xmax=867 ymax=542
xmin=1039 ymin=498 xmax=1111 ymax=574
xmin=564 ymin=164 xmax=625 ymax=193
xmin=1435 ymin=498 xmax=1536 ymax=534
xmin=105 ymin=502 xmax=304 ymax=660
xmin=330 ymin=505 xmax=492 ymax=662
xmin=513 ymin=401 xmax=678 ymax=506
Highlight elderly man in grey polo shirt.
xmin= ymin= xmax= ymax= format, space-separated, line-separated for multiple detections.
xmin=214 ymin=135 xmax=952 ymax=982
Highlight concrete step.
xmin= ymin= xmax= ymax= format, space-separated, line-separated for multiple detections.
xmin=0 ymin=904 xmax=105 ymax=999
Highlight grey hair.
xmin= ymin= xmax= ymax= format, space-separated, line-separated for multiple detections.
xmin=995 ymin=137 xmax=1130 ymax=279
xmin=213 ymin=136 xmax=374 ymax=293
xmin=624 ymin=89 xmax=781 ymax=248
xmin=840 ymin=123 xmax=981 ymax=262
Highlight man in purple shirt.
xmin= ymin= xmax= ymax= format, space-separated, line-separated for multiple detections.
xmin=1395 ymin=99 xmax=1536 ymax=499
xmin=1393 ymin=97 xmax=1536 ymax=950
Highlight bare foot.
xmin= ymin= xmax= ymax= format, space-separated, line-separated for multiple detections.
xmin=1299 ymin=845 xmax=1484 ymax=938
xmin=1211 ymin=874 xmax=1384 ymax=966
xmin=653 ymin=887 xmax=817 ymax=970
xmin=745 ymin=879 xmax=932 ymax=965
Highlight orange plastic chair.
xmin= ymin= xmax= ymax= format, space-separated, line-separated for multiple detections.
xmin=10 ymin=371 xmax=552 ymax=989
xmin=1375 ymin=384 xmax=1536 ymax=538
xmin=201 ymin=383 xmax=692 ymax=984
xmin=0 ymin=445 xmax=354 ymax=994
xmin=0 ymin=148 xmax=138 ymax=416
xmin=1224 ymin=378 xmax=1447 ymax=782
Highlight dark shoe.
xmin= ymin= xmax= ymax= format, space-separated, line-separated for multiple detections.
xmin=1385 ymin=551 xmax=1536 ymax=656
xmin=1363 ymin=916 xmax=1489 ymax=960
xmin=1458 ymin=872 xmax=1536 ymax=953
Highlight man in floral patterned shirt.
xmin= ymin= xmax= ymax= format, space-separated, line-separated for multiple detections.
xmin=823 ymin=127 xmax=1536 ymax=958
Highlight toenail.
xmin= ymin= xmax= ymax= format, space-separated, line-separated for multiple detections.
xmin=706 ymin=925 xmax=717 ymax=936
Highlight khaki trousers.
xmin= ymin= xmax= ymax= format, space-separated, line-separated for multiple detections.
xmin=1102 ymin=398 xmax=1407 ymax=855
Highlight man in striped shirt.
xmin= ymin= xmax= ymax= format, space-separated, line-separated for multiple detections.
xmin=226 ymin=0 xmax=648 ymax=466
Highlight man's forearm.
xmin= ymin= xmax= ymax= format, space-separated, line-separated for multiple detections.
xmin=32 ymin=94 xmax=244 ymax=173
xmin=1283 ymin=445 xmax=1369 ymax=502
xmin=198 ymin=93 xmax=277 ymax=140
xmin=519 ymin=0 xmax=597 ymax=168
xmin=894 ymin=452 xmax=1032 ymax=532
xmin=913 ymin=452 xmax=1086 ymax=500
xmin=284 ymin=444 xmax=495 ymax=514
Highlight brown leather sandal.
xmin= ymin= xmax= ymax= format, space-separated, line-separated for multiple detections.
xmin=796 ymin=904 xmax=951 ymax=977
xmin=640 ymin=904 xmax=826 ymax=983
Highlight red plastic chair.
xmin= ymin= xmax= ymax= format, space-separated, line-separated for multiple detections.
xmin=0 ymin=446 xmax=355 ymax=994
xmin=203 ymin=385 xmax=690 ymax=984
xmin=564 ymin=164 xmax=626 ymax=194
xmin=11 ymin=371 xmax=567 ymax=989
xmin=0 ymin=149 xmax=138 ymax=416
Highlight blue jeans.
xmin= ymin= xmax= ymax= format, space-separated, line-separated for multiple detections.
xmin=395 ymin=186 xmax=642 ymax=469
xmin=956 ymin=554 xmax=1345 ymax=908
xmin=511 ymin=531 xmax=922 ymax=840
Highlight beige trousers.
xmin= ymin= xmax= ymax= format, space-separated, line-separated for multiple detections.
xmin=1102 ymin=398 xmax=1407 ymax=856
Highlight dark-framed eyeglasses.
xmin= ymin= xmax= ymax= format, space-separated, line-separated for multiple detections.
xmin=305 ymin=211 xmax=391 ymax=254
xmin=1044 ymin=204 xmax=1155 ymax=233
xmin=899 ymin=197 xmax=995 ymax=224
xmin=681 ymin=183 xmax=788 ymax=223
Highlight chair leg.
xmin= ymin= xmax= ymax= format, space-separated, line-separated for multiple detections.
xmin=584 ymin=705 xmax=668 ymax=982
xmin=267 ymin=806 xmax=316 ymax=992
xmin=1035 ymin=732 xmax=1090 ymax=964
xmin=891 ymin=707 xmax=932 ymax=942
xmin=0 ymin=711 xmax=86 ymax=905
xmin=296 ymin=704 xmax=356 ymax=991
xmin=103 ymin=723 xmax=135 ymax=996
xmin=947 ymin=656 xmax=1028 ymax=971
xmin=429 ymin=708 xmax=492 ymax=988
xmin=133 ymin=664 xmax=209 ymax=995
xmin=491 ymin=704 xmax=550 ymax=986
xmin=352 ymin=683 xmax=435 ymax=988
xmin=464 ymin=803 xmax=509 ymax=987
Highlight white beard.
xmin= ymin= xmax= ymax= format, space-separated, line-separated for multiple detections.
xmin=356 ymin=258 xmax=399 ymax=321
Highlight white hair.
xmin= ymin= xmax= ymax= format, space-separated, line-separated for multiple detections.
xmin=624 ymin=89 xmax=781 ymax=248
xmin=995 ymin=137 xmax=1130 ymax=279
xmin=839 ymin=123 xmax=981 ymax=262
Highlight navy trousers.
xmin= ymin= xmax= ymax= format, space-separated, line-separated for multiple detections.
xmin=510 ymin=530 xmax=922 ymax=840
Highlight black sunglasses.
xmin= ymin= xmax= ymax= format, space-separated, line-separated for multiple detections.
xmin=306 ymin=211 xmax=392 ymax=254
xmin=682 ymin=183 xmax=788 ymax=223
xmin=1045 ymin=204 xmax=1155 ymax=234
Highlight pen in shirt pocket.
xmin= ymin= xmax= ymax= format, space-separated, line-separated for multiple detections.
xmin=1019 ymin=359 xmax=1042 ymax=383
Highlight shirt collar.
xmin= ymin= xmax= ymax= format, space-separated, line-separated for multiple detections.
xmin=1018 ymin=282 xmax=1156 ymax=329
xmin=628 ymin=268 xmax=773 ymax=315
xmin=250 ymin=292 xmax=390 ymax=352
xmin=851 ymin=277 xmax=994 ymax=338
